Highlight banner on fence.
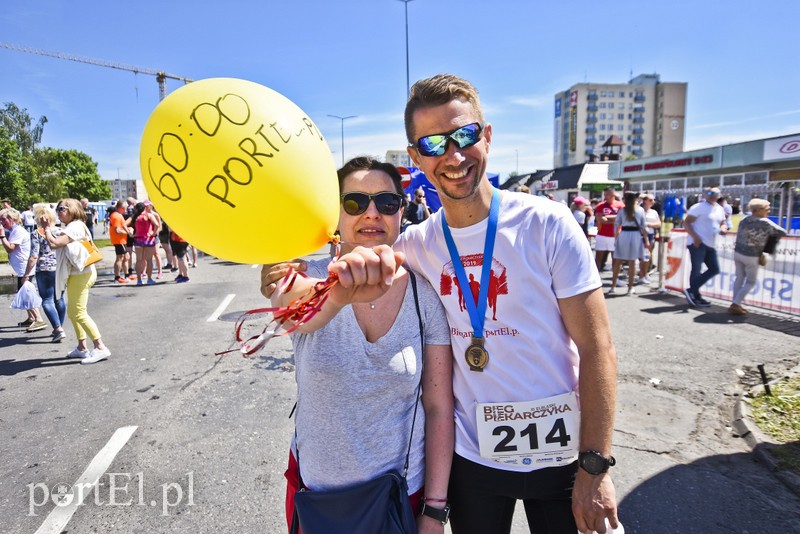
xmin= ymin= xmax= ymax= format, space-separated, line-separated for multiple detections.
xmin=664 ymin=230 xmax=799 ymax=315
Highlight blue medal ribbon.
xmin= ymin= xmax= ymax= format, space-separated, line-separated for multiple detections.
xmin=441 ymin=188 xmax=500 ymax=366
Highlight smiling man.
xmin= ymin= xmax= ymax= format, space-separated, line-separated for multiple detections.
xmin=393 ymin=74 xmax=620 ymax=534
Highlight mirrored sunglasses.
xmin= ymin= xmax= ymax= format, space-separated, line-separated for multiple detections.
xmin=340 ymin=192 xmax=406 ymax=216
xmin=413 ymin=123 xmax=483 ymax=157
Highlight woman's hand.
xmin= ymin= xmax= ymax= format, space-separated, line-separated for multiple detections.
xmin=327 ymin=245 xmax=405 ymax=307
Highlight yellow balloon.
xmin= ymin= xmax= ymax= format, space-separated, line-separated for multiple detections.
xmin=140 ymin=78 xmax=339 ymax=264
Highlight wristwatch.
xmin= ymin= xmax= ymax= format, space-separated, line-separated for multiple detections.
xmin=421 ymin=502 xmax=450 ymax=525
xmin=578 ymin=450 xmax=616 ymax=475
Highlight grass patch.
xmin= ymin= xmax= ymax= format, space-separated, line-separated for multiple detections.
xmin=749 ymin=373 xmax=800 ymax=473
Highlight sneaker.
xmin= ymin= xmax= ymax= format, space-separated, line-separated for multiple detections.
xmin=17 ymin=318 xmax=34 ymax=327
xmin=136 ymin=279 xmax=143 ymax=286
xmin=128 ymin=274 xmax=138 ymax=280
xmin=66 ymin=347 xmax=89 ymax=359
xmin=191 ymin=262 xmax=197 ymax=268
xmin=695 ymin=297 xmax=712 ymax=308
xmin=156 ymin=272 xmax=163 ymax=279
xmin=147 ymin=279 xmax=156 ymax=285
xmin=170 ymin=266 xmax=179 ymax=272
xmin=81 ymin=348 xmax=110 ymax=365
xmin=615 ymin=279 xmax=627 ymax=287
xmin=164 ymin=263 xmax=173 ymax=270
xmin=115 ymin=277 xmax=130 ymax=284
xmin=176 ymin=276 xmax=190 ymax=283
xmin=728 ymin=303 xmax=747 ymax=315
xmin=683 ymin=288 xmax=698 ymax=307
xmin=26 ymin=321 xmax=48 ymax=332
xmin=607 ymin=286 xmax=616 ymax=295
xmin=52 ymin=330 xmax=66 ymax=342
xmin=626 ymin=287 xmax=636 ymax=295
xmin=619 ymin=273 xmax=628 ymax=280
xmin=639 ymin=275 xmax=653 ymax=285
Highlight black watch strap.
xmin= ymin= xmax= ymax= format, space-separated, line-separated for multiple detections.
xmin=421 ymin=502 xmax=450 ymax=524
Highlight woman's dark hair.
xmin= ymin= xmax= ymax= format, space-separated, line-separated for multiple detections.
xmin=623 ymin=191 xmax=638 ymax=220
xmin=131 ymin=202 xmax=146 ymax=226
xmin=337 ymin=156 xmax=405 ymax=196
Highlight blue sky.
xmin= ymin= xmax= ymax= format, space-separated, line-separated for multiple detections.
xmin=2 ymin=0 xmax=798 ymax=187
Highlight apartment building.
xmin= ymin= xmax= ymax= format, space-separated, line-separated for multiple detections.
xmin=554 ymin=73 xmax=687 ymax=168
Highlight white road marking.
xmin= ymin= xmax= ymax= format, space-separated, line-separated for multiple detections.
xmin=35 ymin=425 xmax=138 ymax=534
xmin=208 ymin=293 xmax=236 ymax=322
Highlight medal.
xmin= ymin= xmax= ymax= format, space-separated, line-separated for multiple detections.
xmin=465 ymin=336 xmax=489 ymax=371
xmin=442 ymin=188 xmax=501 ymax=373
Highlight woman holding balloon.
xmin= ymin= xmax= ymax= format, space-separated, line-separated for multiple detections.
xmin=271 ymin=156 xmax=454 ymax=533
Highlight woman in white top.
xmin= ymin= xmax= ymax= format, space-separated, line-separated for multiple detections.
xmin=638 ymin=194 xmax=661 ymax=285
xmin=610 ymin=192 xmax=649 ymax=295
xmin=39 ymin=198 xmax=111 ymax=364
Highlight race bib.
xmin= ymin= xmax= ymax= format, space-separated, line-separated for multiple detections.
xmin=476 ymin=392 xmax=580 ymax=468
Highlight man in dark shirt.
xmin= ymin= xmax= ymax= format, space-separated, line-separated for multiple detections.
xmin=403 ymin=187 xmax=431 ymax=225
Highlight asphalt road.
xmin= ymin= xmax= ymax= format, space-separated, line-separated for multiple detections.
xmin=1 ymin=248 xmax=799 ymax=533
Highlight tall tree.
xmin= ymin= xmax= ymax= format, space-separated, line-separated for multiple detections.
xmin=0 ymin=102 xmax=47 ymax=155
xmin=39 ymin=148 xmax=111 ymax=201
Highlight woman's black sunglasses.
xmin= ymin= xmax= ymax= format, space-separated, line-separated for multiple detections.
xmin=340 ymin=192 xmax=406 ymax=216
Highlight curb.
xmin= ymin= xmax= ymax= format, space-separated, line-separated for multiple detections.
xmin=732 ymin=364 xmax=800 ymax=498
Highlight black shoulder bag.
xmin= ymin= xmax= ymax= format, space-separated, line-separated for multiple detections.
xmin=290 ymin=272 xmax=424 ymax=534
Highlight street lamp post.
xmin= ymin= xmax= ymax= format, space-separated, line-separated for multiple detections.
xmin=397 ymin=0 xmax=414 ymax=97
xmin=328 ymin=114 xmax=357 ymax=166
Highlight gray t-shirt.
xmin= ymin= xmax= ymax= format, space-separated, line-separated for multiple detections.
xmin=734 ymin=216 xmax=787 ymax=257
xmin=290 ymin=258 xmax=451 ymax=493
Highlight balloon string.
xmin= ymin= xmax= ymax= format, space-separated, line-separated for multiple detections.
xmin=216 ymin=269 xmax=339 ymax=357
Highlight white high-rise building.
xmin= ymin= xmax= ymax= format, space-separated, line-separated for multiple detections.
xmin=553 ymin=73 xmax=687 ymax=168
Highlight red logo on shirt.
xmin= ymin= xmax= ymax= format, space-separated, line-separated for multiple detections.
xmin=440 ymin=254 xmax=508 ymax=321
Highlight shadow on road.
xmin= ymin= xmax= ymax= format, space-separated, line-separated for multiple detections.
xmin=619 ymin=451 xmax=800 ymax=532
xmin=636 ymin=293 xmax=800 ymax=337
xmin=0 ymin=357 xmax=81 ymax=376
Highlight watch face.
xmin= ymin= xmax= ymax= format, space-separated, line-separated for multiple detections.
xmin=580 ymin=452 xmax=607 ymax=474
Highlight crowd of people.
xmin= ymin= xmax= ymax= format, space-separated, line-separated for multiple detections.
xmin=2 ymin=195 xmax=201 ymax=364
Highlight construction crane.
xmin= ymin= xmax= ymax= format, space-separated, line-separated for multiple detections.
xmin=0 ymin=42 xmax=192 ymax=100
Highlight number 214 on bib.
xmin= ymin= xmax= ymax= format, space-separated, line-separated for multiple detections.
xmin=476 ymin=392 xmax=580 ymax=467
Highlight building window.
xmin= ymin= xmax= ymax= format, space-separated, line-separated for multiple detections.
xmin=618 ymin=103 xmax=625 ymax=109
xmin=600 ymin=135 xmax=606 ymax=141
xmin=618 ymin=91 xmax=624 ymax=98
xmin=600 ymin=113 xmax=606 ymax=119
xmin=617 ymin=113 xmax=624 ymax=120
xmin=600 ymin=91 xmax=607 ymax=97
xmin=627 ymin=135 xmax=631 ymax=141
xmin=600 ymin=124 xmax=606 ymax=130
xmin=628 ymin=125 xmax=632 ymax=131
xmin=600 ymin=102 xmax=606 ymax=108
xmin=618 ymin=125 xmax=624 ymax=131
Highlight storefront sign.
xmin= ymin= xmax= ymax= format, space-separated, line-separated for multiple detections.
xmin=763 ymin=134 xmax=800 ymax=162
xmin=621 ymin=149 xmax=719 ymax=177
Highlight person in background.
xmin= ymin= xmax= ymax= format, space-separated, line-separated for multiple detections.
xmin=22 ymin=205 xmax=36 ymax=234
xmin=1 ymin=199 xmax=12 ymax=210
xmin=683 ymin=187 xmax=727 ymax=308
xmin=158 ymin=216 xmax=177 ymax=273
xmin=40 ymin=198 xmax=111 ymax=364
xmin=404 ymin=186 xmax=432 ymax=226
xmin=170 ymin=230 xmax=191 ymax=283
xmin=594 ymin=187 xmax=625 ymax=272
xmin=1 ymin=207 xmax=47 ymax=331
xmin=517 ymin=185 xmax=530 ymax=194
xmin=108 ymin=200 xmax=131 ymax=284
xmin=729 ymin=199 xmax=787 ymax=315
xmin=31 ymin=205 xmax=67 ymax=341
xmin=81 ymin=198 xmax=97 ymax=239
xmin=718 ymin=196 xmax=733 ymax=230
xmin=571 ymin=196 xmax=592 ymax=238
xmin=638 ymin=194 xmax=660 ymax=285
xmin=124 ymin=197 xmax=137 ymax=279
xmin=609 ymin=192 xmax=648 ymax=295
xmin=131 ymin=201 xmax=159 ymax=286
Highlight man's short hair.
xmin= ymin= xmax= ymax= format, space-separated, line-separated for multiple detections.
xmin=404 ymin=74 xmax=484 ymax=144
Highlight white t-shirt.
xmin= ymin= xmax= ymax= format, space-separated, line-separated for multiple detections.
xmin=396 ymin=191 xmax=601 ymax=472
xmin=686 ymin=201 xmax=726 ymax=247
xmin=644 ymin=208 xmax=660 ymax=235
xmin=7 ymin=225 xmax=31 ymax=277
xmin=572 ymin=209 xmax=586 ymax=226
xmin=22 ymin=210 xmax=36 ymax=227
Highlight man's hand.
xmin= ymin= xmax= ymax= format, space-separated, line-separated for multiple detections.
xmin=572 ymin=470 xmax=619 ymax=533
xmin=260 ymin=260 xmax=307 ymax=299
